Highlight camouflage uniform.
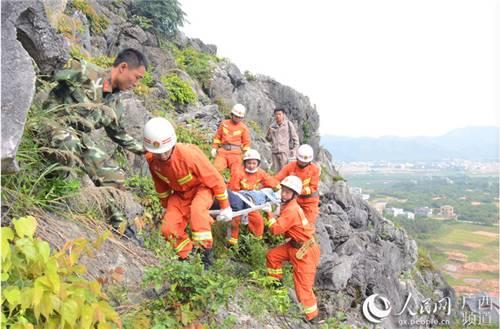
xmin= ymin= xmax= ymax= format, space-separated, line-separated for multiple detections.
xmin=44 ymin=59 xmax=144 ymax=232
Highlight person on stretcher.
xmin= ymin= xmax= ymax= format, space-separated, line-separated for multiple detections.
xmin=210 ymin=149 xmax=280 ymax=245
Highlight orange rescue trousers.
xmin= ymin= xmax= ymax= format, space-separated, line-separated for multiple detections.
xmin=214 ymin=148 xmax=243 ymax=174
xmin=266 ymin=241 xmax=320 ymax=320
xmin=161 ymin=187 xmax=214 ymax=258
xmin=227 ymin=211 xmax=264 ymax=245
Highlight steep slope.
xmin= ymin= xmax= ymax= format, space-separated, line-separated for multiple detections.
xmin=1 ymin=1 xmax=456 ymax=328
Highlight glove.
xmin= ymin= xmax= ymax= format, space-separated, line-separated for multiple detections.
xmin=211 ymin=148 xmax=218 ymax=158
xmin=217 ymin=207 xmax=233 ymax=222
xmin=261 ymin=203 xmax=272 ymax=213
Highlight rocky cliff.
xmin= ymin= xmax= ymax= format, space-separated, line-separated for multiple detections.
xmin=1 ymin=1 xmax=455 ymax=328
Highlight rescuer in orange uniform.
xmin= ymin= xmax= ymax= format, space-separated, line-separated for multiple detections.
xmin=226 ymin=149 xmax=280 ymax=245
xmin=266 ymin=175 xmax=321 ymax=323
xmin=274 ymin=144 xmax=320 ymax=226
xmin=211 ymin=103 xmax=251 ymax=174
xmin=144 ymin=117 xmax=233 ymax=268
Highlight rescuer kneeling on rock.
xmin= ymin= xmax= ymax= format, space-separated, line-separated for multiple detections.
xmin=144 ymin=117 xmax=233 ymax=269
xmin=266 ymin=175 xmax=321 ymax=323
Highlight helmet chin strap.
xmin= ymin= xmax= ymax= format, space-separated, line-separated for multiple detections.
xmin=245 ymin=167 xmax=258 ymax=173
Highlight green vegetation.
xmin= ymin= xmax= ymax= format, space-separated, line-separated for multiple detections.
xmin=69 ymin=46 xmax=114 ymax=69
xmin=1 ymin=102 xmax=80 ymax=218
xmin=142 ymin=253 xmax=237 ymax=327
xmin=134 ymin=69 xmax=155 ymax=96
xmin=1 ymin=217 xmax=119 ymax=328
xmin=246 ymin=120 xmax=263 ymax=136
xmin=129 ymin=14 xmax=153 ymax=31
xmin=174 ymin=47 xmax=218 ymax=87
xmin=213 ymin=97 xmax=232 ymax=118
xmin=130 ymin=0 xmax=185 ymax=36
xmin=347 ymin=172 xmax=499 ymax=225
xmin=176 ymin=123 xmax=212 ymax=156
xmin=71 ymin=0 xmax=109 ymax=34
xmin=416 ymin=247 xmax=435 ymax=270
xmin=302 ymin=120 xmax=313 ymax=143
xmin=244 ymin=70 xmax=256 ymax=82
xmin=160 ymin=74 xmax=197 ymax=110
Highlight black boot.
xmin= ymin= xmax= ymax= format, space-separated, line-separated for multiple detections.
xmin=201 ymin=248 xmax=214 ymax=270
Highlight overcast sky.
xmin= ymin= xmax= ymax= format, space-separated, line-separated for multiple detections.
xmin=180 ymin=0 xmax=498 ymax=137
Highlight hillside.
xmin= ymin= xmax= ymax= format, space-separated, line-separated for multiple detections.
xmin=322 ymin=126 xmax=499 ymax=162
xmin=1 ymin=1 xmax=456 ymax=328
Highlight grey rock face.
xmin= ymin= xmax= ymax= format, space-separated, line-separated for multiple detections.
xmin=315 ymin=187 xmax=452 ymax=328
xmin=1 ymin=0 xmax=68 ymax=173
xmin=172 ymin=31 xmax=217 ymax=55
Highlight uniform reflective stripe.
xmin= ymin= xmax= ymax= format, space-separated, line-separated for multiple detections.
xmin=155 ymin=171 xmax=170 ymax=184
xmin=298 ymin=208 xmax=309 ymax=226
xmin=215 ymin=191 xmax=228 ymax=201
xmin=242 ymin=146 xmax=250 ymax=151
xmin=175 ymin=238 xmax=191 ymax=253
xmin=227 ymin=237 xmax=238 ymax=245
xmin=192 ymin=231 xmax=213 ymax=241
xmin=267 ymin=268 xmax=283 ymax=275
xmin=303 ymin=178 xmax=311 ymax=186
xmin=233 ymin=130 xmax=242 ymax=135
xmin=303 ymin=304 xmax=317 ymax=315
xmin=177 ymin=172 xmax=193 ymax=185
xmin=268 ymin=218 xmax=277 ymax=226
xmin=213 ymin=138 xmax=222 ymax=144
xmin=222 ymin=127 xmax=229 ymax=134
xmin=158 ymin=191 xmax=170 ymax=198
xmin=303 ymin=186 xmax=312 ymax=195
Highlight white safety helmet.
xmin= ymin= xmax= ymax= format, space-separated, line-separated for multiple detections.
xmin=297 ymin=144 xmax=314 ymax=163
xmin=243 ymin=149 xmax=261 ymax=163
xmin=231 ymin=103 xmax=246 ymax=118
xmin=280 ymin=175 xmax=303 ymax=195
xmin=143 ymin=117 xmax=177 ymax=153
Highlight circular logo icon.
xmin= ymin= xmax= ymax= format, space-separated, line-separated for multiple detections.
xmin=153 ymin=141 xmax=160 ymax=148
xmin=362 ymin=294 xmax=392 ymax=324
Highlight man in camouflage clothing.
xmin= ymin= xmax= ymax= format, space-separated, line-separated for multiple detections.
xmin=44 ymin=48 xmax=147 ymax=234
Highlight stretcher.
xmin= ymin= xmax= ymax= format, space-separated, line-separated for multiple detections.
xmin=209 ymin=188 xmax=281 ymax=222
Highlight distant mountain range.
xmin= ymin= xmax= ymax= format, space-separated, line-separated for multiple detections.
xmin=321 ymin=126 xmax=499 ymax=162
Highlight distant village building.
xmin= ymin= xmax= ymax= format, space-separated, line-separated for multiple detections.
xmin=385 ymin=207 xmax=405 ymax=217
xmin=439 ymin=205 xmax=456 ymax=218
xmin=362 ymin=194 xmax=370 ymax=201
xmin=404 ymin=212 xmax=415 ymax=220
xmin=415 ymin=207 xmax=433 ymax=217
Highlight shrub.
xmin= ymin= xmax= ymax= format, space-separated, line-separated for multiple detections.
xmin=71 ymin=0 xmax=109 ymax=34
xmin=417 ymin=247 xmax=435 ymax=270
xmin=1 ymin=216 xmax=119 ymax=328
xmin=176 ymin=123 xmax=212 ymax=156
xmin=131 ymin=0 xmax=185 ymax=37
xmin=160 ymin=74 xmax=197 ymax=110
xmin=129 ymin=15 xmax=153 ymax=31
xmin=174 ymin=47 xmax=217 ymax=87
xmin=143 ymin=257 xmax=237 ymax=326
xmin=1 ymin=103 xmax=81 ymax=218
xmin=133 ymin=69 xmax=155 ymax=96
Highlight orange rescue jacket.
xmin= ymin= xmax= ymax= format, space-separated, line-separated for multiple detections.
xmin=146 ymin=143 xmax=229 ymax=209
xmin=228 ymin=167 xmax=280 ymax=191
xmin=212 ymin=119 xmax=250 ymax=151
xmin=268 ymin=199 xmax=315 ymax=243
xmin=274 ymin=161 xmax=320 ymax=203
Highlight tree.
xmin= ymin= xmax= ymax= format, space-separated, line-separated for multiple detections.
xmin=131 ymin=0 xmax=186 ymax=37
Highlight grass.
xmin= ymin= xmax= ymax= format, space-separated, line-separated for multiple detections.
xmin=413 ymin=220 xmax=499 ymax=296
